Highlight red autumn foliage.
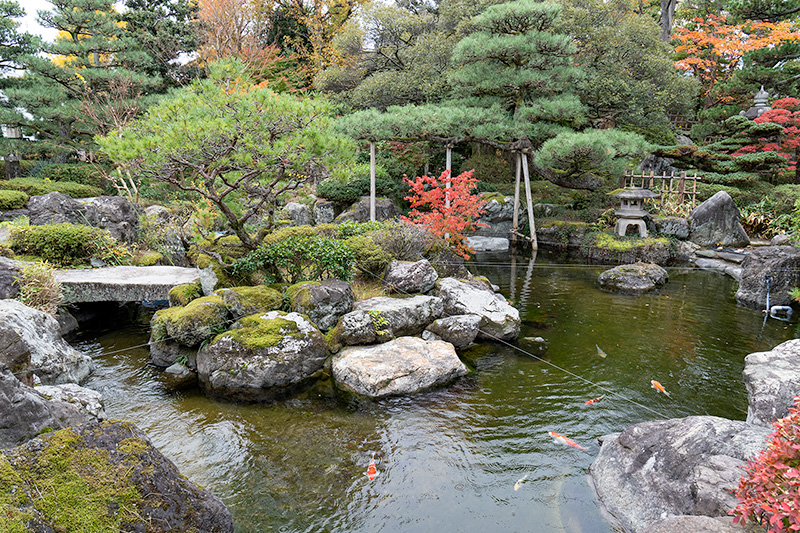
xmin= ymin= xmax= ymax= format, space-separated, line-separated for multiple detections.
xmin=732 ymin=98 xmax=800 ymax=173
xmin=402 ymin=169 xmax=487 ymax=260
xmin=732 ymin=397 xmax=800 ymax=532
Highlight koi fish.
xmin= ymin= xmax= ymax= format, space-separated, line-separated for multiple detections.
xmin=651 ymin=380 xmax=671 ymax=397
xmin=514 ymin=473 xmax=529 ymax=491
xmin=366 ymin=456 xmax=379 ymax=481
xmin=596 ymin=344 xmax=607 ymax=358
xmin=548 ymin=431 xmax=586 ymax=450
xmin=585 ymin=395 xmax=604 ymax=405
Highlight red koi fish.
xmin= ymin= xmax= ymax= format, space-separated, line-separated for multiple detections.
xmin=366 ymin=456 xmax=379 ymax=481
xmin=651 ymin=380 xmax=671 ymax=397
xmin=548 ymin=431 xmax=586 ymax=450
xmin=585 ymin=395 xmax=604 ymax=405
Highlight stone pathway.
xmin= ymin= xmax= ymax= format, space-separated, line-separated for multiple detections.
xmin=55 ymin=265 xmax=201 ymax=303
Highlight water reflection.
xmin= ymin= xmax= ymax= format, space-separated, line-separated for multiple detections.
xmin=76 ymin=251 xmax=797 ymax=532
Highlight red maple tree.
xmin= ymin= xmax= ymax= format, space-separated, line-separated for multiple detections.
xmin=402 ymin=169 xmax=488 ymax=259
xmin=733 ymin=98 xmax=800 ymax=173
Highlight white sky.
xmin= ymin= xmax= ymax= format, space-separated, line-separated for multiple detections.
xmin=18 ymin=0 xmax=58 ymax=42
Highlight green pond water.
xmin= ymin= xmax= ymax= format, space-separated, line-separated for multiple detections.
xmin=77 ymin=251 xmax=800 ymax=532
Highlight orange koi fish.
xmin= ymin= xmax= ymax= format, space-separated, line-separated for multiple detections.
xmin=651 ymin=380 xmax=671 ymax=397
xmin=548 ymin=431 xmax=586 ymax=450
xmin=366 ymin=456 xmax=379 ymax=481
xmin=596 ymin=344 xmax=607 ymax=358
xmin=585 ymin=395 xmax=604 ymax=405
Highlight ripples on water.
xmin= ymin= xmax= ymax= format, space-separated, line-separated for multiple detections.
xmin=77 ymin=252 xmax=799 ymax=532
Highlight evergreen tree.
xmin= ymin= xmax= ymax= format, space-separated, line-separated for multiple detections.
xmin=1 ymin=0 xmax=164 ymax=159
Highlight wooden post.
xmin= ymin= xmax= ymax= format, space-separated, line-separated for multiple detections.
xmin=668 ymin=172 xmax=675 ymax=203
xmin=512 ymin=152 xmax=521 ymax=244
xmin=521 ymin=153 xmax=537 ymax=250
xmin=445 ymin=145 xmax=452 ymax=209
xmin=649 ymin=171 xmax=654 ymax=190
xmin=620 ymin=172 xmax=627 ymax=189
xmin=692 ymin=172 xmax=698 ymax=209
xmin=369 ymin=141 xmax=376 ymax=222
xmin=678 ymin=171 xmax=686 ymax=204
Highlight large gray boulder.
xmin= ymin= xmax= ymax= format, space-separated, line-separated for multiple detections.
xmin=151 ymin=294 xmax=230 ymax=348
xmin=0 ymin=256 xmax=21 ymax=298
xmin=436 ymin=277 xmax=520 ymax=341
xmin=35 ymin=382 xmax=106 ymax=421
xmin=142 ymin=205 xmax=187 ymax=266
xmin=467 ymin=236 xmax=510 ymax=253
xmin=78 ymin=196 xmax=140 ymax=243
xmin=0 ymin=324 xmax=33 ymax=385
xmin=590 ymin=416 xmax=770 ymax=533
xmin=1 ymin=420 xmax=234 ymax=531
xmin=0 ymin=368 xmax=88 ymax=449
xmin=334 ymin=295 xmax=444 ymax=346
xmin=598 ymin=262 xmax=669 ymax=293
xmin=313 ymin=201 xmax=335 ymax=224
xmin=735 ymin=246 xmax=800 ymax=310
xmin=655 ymin=217 xmax=690 ymax=240
xmin=287 ymin=280 xmax=354 ymax=332
xmin=744 ymin=338 xmax=800 ymax=427
xmin=422 ymin=314 xmax=481 ymax=348
xmin=473 ymin=195 xmax=526 ymax=238
xmin=0 ymin=300 xmax=93 ymax=385
xmin=196 ymin=311 xmax=328 ymax=401
xmin=383 ymin=259 xmax=438 ymax=294
xmin=28 ymin=193 xmax=140 ymax=243
xmin=331 ymin=336 xmax=469 ymax=398
xmin=336 ymin=196 xmax=401 ymax=223
xmin=689 ymin=191 xmax=750 ymax=247
xmin=281 ymin=201 xmax=312 ymax=226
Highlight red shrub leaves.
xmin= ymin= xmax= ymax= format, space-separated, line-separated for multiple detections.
xmin=732 ymin=397 xmax=800 ymax=532
xmin=402 ymin=169 xmax=487 ymax=260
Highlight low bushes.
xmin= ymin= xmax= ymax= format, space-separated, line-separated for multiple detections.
xmin=36 ymin=164 xmax=111 ymax=193
xmin=234 ymin=235 xmax=354 ymax=284
xmin=10 ymin=223 xmax=130 ymax=266
xmin=15 ymin=261 xmax=62 ymax=314
xmin=0 ymin=178 xmax=102 ymax=198
xmin=0 ymin=190 xmax=29 ymax=210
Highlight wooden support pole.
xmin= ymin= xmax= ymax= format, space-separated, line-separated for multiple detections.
xmin=445 ymin=145 xmax=452 ymax=209
xmin=692 ymin=172 xmax=698 ymax=209
xmin=369 ymin=141 xmax=376 ymax=222
xmin=512 ymin=152 xmax=521 ymax=244
xmin=521 ymin=153 xmax=537 ymax=251
xmin=678 ymin=171 xmax=686 ymax=204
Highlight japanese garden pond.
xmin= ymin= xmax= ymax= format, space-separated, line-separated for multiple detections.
xmin=76 ymin=250 xmax=799 ymax=532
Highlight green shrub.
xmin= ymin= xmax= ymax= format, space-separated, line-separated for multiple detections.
xmin=367 ymin=220 xmax=433 ymax=261
xmin=335 ymin=220 xmax=386 ymax=239
xmin=769 ymin=184 xmax=800 ymax=214
xmin=234 ymin=235 xmax=354 ymax=284
xmin=317 ymin=163 xmax=406 ymax=205
xmin=0 ymin=190 xmax=29 ymax=210
xmin=0 ymin=159 xmax=37 ymax=177
xmin=36 ymin=164 xmax=110 ymax=192
xmin=345 ymin=235 xmax=391 ymax=276
xmin=15 ymin=261 xmax=62 ymax=314
xmin=459 ymin=151 xmax=515 ymax=184
xmin=10 ymin=223 xmax=130 ymax=266
xmin=0 ymin=178 xmax=102 ymax=198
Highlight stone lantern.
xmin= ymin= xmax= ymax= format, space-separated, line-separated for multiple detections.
xmin=739 ymin=86 xmax=771 ymax=119
xmin=610 ymin=187 xmax=660 ymax=238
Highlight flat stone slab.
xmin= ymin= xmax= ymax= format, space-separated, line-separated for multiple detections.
xmin=55 ymin=266 xmax=201 ymax=303
xmin=467 ymin=236 xmax=510 ymax=252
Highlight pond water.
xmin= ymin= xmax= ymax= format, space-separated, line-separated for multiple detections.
xmin=77 ymin=250 xmax=799 ymax=532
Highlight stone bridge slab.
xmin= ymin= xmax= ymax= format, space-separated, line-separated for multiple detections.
xmin=55 ymin=266 xmax=201 ymax=303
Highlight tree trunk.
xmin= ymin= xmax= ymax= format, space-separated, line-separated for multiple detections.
xmin=660 ymin=0 xmax=677 ymax=41
xmin=369 ymin=141 xmax=376 ymax=222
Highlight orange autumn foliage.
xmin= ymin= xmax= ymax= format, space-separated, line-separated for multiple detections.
xmin=674 ymin=16 xmax=800 ymax=108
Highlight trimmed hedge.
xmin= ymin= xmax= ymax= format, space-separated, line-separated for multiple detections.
xmin=10 ymin=223 xmax=125 ymax=266
xmin=0 ymin=190 xmax=29 ymax=210
xmin=0 ymin=178 xmax=102 ymax=198
xmin=37 ymin=164 xmax=110 ymax=192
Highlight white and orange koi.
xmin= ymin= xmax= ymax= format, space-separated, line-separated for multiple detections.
xmin=514 ymin=473 xmax=529 ymax=491
xmin=366 ymin=455 xmax=379 ymax=481
xmin=596 ymin=344 xmax=607 ymax=358
xmin=585 ymin=395 xmax=604 ymax=405
xmin=651 ymin=380 xmax=671 ymax=397
xmin=548 ymin=431 xmax=586 ymax=450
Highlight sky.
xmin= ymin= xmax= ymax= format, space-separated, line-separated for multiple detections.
xmin=18 ymin=0 xmax=58 ymax=42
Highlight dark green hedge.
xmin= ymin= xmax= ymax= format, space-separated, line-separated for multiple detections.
xmin=0 ymin=190 xmax=29 ymax=210
xmin=0 ymin=178 xmax=102 ymax=198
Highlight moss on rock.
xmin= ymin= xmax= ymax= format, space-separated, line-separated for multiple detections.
xmin=285 ymin=281 xmax=321 ymax=310
xmin=214 ymin=313 xmax=300 ymax=351
xmin=216 ymin=286 xmax=283 ymax=318
xmin=168 ymin=281 xmax=204 ymax=307
xmin=152 ymin=294 xmax=230 ymax=347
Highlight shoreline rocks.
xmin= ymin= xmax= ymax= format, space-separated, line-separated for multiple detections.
xmin=598 ymin=262 xmax=668 ymax=293
xmin=743 ymin=338 xmax=800 ymax=427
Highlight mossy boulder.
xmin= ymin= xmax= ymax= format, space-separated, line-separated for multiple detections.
xmin=582 ymin=232 xmax=674 ymax=265
xmin=196 ymin=311 xmax=329 ymax=401
xmin=598 ymin=262 xmax=669 ymax=293
xmin=150 ymin=295 xmax=230 ymax=348
xmin=286 ymin=279 xmax=354 ymax=332
xmin=168 ymin=281 xmax=203 ymax=307
xmin=216 ymin=285 xmax=283 ymax=320
xmin=0 ymin=420 xmax=234 ymax=532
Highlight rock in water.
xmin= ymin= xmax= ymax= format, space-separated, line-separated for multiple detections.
xmin=688 ymin=191 xmax=750 ymax=247
xmin=333 ymin=295 xmax=444 ymax=346
xmin=735 ymin=245 xmax=800 ymax=310
xmin=590 ymin=416 xmax=770 ymax=533
xmin=597 ymin=262 xmax=668 ymax=293
xmin=331 ymin=336 xmax=469 ymax=398
xmin=196 ymin=311 xmax=328 ymax=401
xmin=0 ymin=420 xmax=234 ymax=532
xmin=286 ymin=280 xmax=354 ymax=331
xmin=744 ymin=338 xmax=800 ymax=427
xmin=383 ymin=259 xmax=438 ymax=294
xmin=436 ymin=277 xmax=520 ymax=341
xmin=422 ymin=314 xmax=481 ymax=348
xmin=0 ymin=300 xmax=93 ymax=385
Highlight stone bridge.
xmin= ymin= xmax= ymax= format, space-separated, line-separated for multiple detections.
xmin=55 ymin=266 xmax=202 ymax=303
